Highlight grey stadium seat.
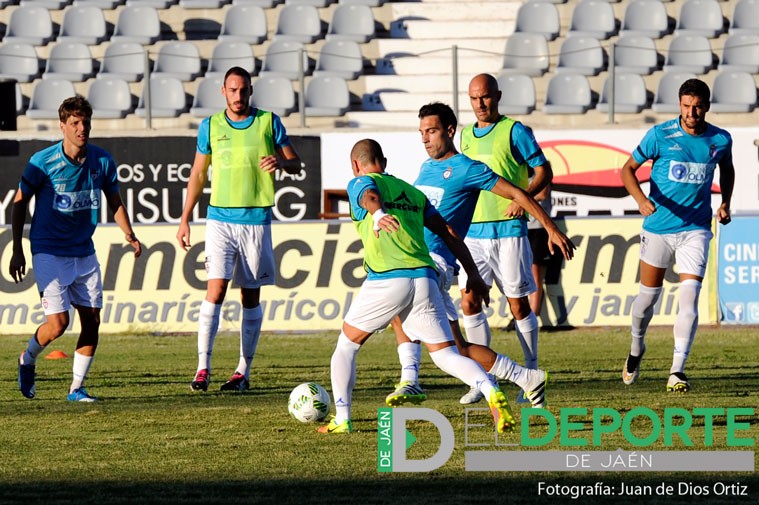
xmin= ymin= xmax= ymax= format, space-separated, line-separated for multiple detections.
xmin=219 ymin=5 xmax=268 ymax=45
xmin=613 ymin=34 xmax=660 ymax=75
xmin=652 ymin=71 xmax=697 ymax=113
xmin=501 ymin=32 xmax=549 ymax=77
xmin=19 ymin=0 xmax=71 ymax=8
xmin=190 ymin=76 xmax=225 ymax=117
xmin=496 ymin=73 xmax=536 ymax=115
xmin=252 ymin=76 xmax=296 ymax=117
xmin=597 ymin=72 xmax=648 ymax=113
xmin=125 ymin=0 xmax=177 ymax=8
xmin=326 ymin=4 xmax=375 ymax=43
xmin=3 ymin=6 xmax=54 ymax=46
xmin=515 ymin=2 xmax=560 ymax=41
xmin=259 ymin=40 xmax=311 ymax=80
xmin=336 ymin=0 xmax=382 ymax=5
xmin=179 ymin=0 xmax=227 ymax=6
xmin=709 ymin=71 xmax=757 ymax=113
xmin=620 ymin=0 xmax=671 ymax=39
xmin=26 ymin=78 xmax=77 ymax=119
xmin=231 ymin=0 xmax=282 ymax=6
xmin=730 ymin=0 xmax=759 ymax=36
xmin=313 ymin=39 xmax=363 ymax=80
xmin=111 ymin=6 xmax=161 ymax=45
xmin=568 ymin=0 xmax=618 ymax=40
xmin=275 ymin=4 xmax=323 ymax=44
xmin=206 ymin=41 xmax=257 ymax=79
xmin=285 ymin=0 xmax=333 ymax=6
xmin=305 ymin=75 xmax=350 ymax=116
xmin=555 ymin=35 xmax=605 ymax=76
xmin=151 ymin=41 xmax=202 ymax=81
xmin=718 ymin=33 xmax=759 ymax=74
xmin=0 ymin=42 xmax=40 ymax=83
xmin=72 ymin=0 xmax=126 ymax=7
xmin=43 ymin=41 xmax=95 ymax=82
xmin=97 ymin=42 xmax=146 ymax=82
xmin=543 ymin=73 xmax=593 ymax=114
xmin=57 ymin=5 xmax=107 ymax=45
xmin=88 ymin=77 xmax=133 ymax=119
xmin=136 ymin=76 xmax=188 ymax=117
xmin=664 ymin=34 xmax=715 ymax=74
xmin=676 ymin=0 xmax=725 ymax=39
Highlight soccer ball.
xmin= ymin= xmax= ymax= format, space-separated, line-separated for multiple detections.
xmin=288 ymin=382 xmax=331 ymax=423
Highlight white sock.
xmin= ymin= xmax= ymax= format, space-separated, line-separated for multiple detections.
xmin=631 ymin=285 xmax=662 ymax=356
xmin=331 ymin=332 xmax=361 ymax=424
xmin=515 ymin=312 xmax=539 ymax=369
xmin=21 ymin=332 xmax=45 ymax=365
xmin=397 ymin=342 xmax=421 ymax=384
xmin=671 ymin=280 xmax=701 ymax=374
xmin=462 ymin=312 xmax=491 ymax=347
xmin=236 ymin=306 xmax=263 ymax=379
xmin=197 ymin=300 xmax=221 ymax=373
xmin=490 ymin=355 xmax=534 ymax=391
xmin=70 ymin=352 xmax=93 ymax=393
xmin=430 ymin=346 xmax=495 ymax=399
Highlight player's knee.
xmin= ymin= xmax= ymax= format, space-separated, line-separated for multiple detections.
xmin=632 ymin=285 xmax=663 ymax=318
xmin=460 ymin=297 xmax=482 ymax=315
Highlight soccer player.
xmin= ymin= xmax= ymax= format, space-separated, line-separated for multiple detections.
xmin=621 ymin=78 xmax=734 ymax=392
xmin=10 ymin=95 xmax=142 ymax=402
xmin=385 ymin=103 xmax=575 ymax=409
xmin=318 ymin=139 xmax=515 ymax=435
xmin=457 ymin=73 xmax=553 ymax=404
xmin=176 ymin=66 xmax=302 ymax=392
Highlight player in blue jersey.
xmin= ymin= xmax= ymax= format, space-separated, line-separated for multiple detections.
xmin=318 ymin=138 xmax=516 ymax=434
xmin=10 ymin=95 xmax=142 ymax=402
xmin=177 ymin=67 xmax=302 ymax=393
xmin=385 ymin=103 xmax=575 ymax=409
xmin=620 ymin=78 xmax=735 ymax=393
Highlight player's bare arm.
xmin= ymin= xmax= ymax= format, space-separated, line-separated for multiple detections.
xmin=260 ymin=144 xmax=302 ymax=174
xmin=176 ymin=152 xmax=211 ymax=251
xmin=620 ymin=155 xmax=656 ymax=216
xmin=717 ymin=157 xmax=735 ymax=225
xmin=359 ymin=188 xmax=399 ymax=235
xmin=106 ymin=191 xmax=142 ymax=258
xmin=9 ymin=188 xmax=30 ymax=283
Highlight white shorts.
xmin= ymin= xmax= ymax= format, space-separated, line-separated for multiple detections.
xmin=32 ymin=253 xmax=102 ymax=315
xmin=639 ymin=229 xmax=712 ymax=277
xmin=204 ymin=220 xmax=275 ymax=288
xmin=430 ymin=252 xmax=458 ymax=322
xmin=344 ymin=276 xmax=453 ymax=345
xmin=458 ymin=236 xmax=536 ymax=298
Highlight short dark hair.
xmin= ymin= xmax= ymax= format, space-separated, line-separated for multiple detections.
xmin=418 ymin=102 xmax=457 ymax=132
xmin=679 ymin=78 xmax=710 ymax=103
xmin=224 ymin=66 xmax=252 ymax=86
xmin=58 ymin=95 xmax=92 ymax=123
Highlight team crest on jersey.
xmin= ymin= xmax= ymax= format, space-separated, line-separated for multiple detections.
xmin=443 ymin=168 xmax=452 ymax=179
xmin=89 ymin=166 xmax=100 ymax=180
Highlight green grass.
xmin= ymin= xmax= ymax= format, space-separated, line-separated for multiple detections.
xmin=0 ymin=326 xmax=757 ymax=504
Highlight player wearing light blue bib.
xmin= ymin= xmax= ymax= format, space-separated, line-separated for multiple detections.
xmin=620 ymin=78 xmax=735 ymax=394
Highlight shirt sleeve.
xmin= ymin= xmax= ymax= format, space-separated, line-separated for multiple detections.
xmin=465 ymin=160 xmax=500 ymax=192
xmin=423 ymin=199 xmax=441 ymax=220
xmin=347 ymin=175 xmax=377 ymax=221
xmin=272 ymin=113 xmax=291 ymax=148
xmin=633 ymin=127 xmax=658 ymax=165
xmin=511 ymin=122 xmax=547 ymax=168
xmin=19 ymin=154 xmax=45 ymax=195
xmin=196 ymin=117 xmax=211 ymax=155
xmin=101 ymin=153 xmax=119 ymax=194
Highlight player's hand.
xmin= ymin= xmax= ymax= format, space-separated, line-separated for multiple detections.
xmin=638 ymin=199 xmax=656 ymax=216
xmin=176 ymin=222 xmax=192 ymax=251
xmin=504 ymin=202 xmax=524 ymax=219
xmin=464 ymin=275 xmax=490 ymax=307
xmin=373 ymin=214 xmax=400 ymax=238
xmin=126 ymin=232 xmax=142 ymax=258
xmin=547 ymin=229 xmax=576 ymax=261
xmin=717 ymin=204 xmax=731 ymax=225
xmin=259 ymin=155 xmax=279 ymax=174
xmin=9 ymin=251 xmax=26 ymax=284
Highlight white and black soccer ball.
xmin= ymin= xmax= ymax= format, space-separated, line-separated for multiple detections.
xmin=288 ymin=382 xmax=331 ymax=423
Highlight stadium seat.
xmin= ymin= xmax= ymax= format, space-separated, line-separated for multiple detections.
xmin=231 ymin=0 xmax=282 ymax=6
xmin=652 ymin=71 xmax=697 ymax=113
xmin=336 ymin=0 xmax=382 ymax=5
xmin=0 ymin=42 xmax=40 ymax=83
xmin=19 ymin=0 xmax=71 ymax=8
xmin=190 ymin=75 xmax=225 ymax=117
xmin=555 ymin=35 xmax=605 ymax=76
xmin=135 ymin=76 xmax=188 ymax=117
xmin=97 ymin=41 xmax=147 ymax=82
xmin=15 ymin=82 xmax=27 ymax=115
xmin=543 ymin=73 xmax=593 ymax=114
xmin=613 ymin=34 xmax=660 ymax=75
xmin=43 ymin=41 xmax=95 ymax=81
xmin=313 ymin=39 xmax=363 ymax=80
xmin=26 ymin=78 xmax=77 ymax=119
xmin=88 ymin=77 xmax=133 ymax=118
xmin=597 ymin=72 xmax=648 ymax=113
xmin=206 ymin=41 xmax=257 ymax=78
xmin=524 ymin=0 xmax=567 ymax=3
xmin=675 ymin=0 xmax=726 ymax=38
xmin=515 ymin=3 xmax=560 ymax=41
xmin=709 ymin=71 xmax=757 ymax=113
xmin=568 ymin=0 xmax=618 ymax=40
xmin=3 ymin=6 xmax=54 ymax=46
xmin=305 ymin=75 xmax=349 ymax=116
xmin=664 ymin=34 xmax=715 ymax=74
xmin=252 ymin=76 xmax=296 ymax=117
xmin=111 ymin=6 xmax=161 ymax=45
xmin=72 ymin=0 xmax=126 ymax=8
xmin=218 ymin=5 xmax=268 ymax=45
xmin=285 ymin=0 xmax=333 ymax=6
xmin=151 ymin=41 xmax=202 ymax=81
xmin=496 ymin=73 xmax=536 ymax=115
xmin=326 ymin=4 xmax=375 ymax=43
xmin=729 ymin=0 xmax=759 ymax=36
xmin=125 ymin=0 xmax=177 ymax=8
xmin=179 ymin=0 xmax=228 ymax=7
xmin=620 ymin=0 xmax=671 ymax=39
xmin=57 ymin=5 xmax=107 ymax=45
xmin=274 ymin=4 xmax=324 ymax=44
xmin=501 ymin=32 xmax=549 ymax=77
xmin=718 ymin=33 xmax=759 ymax=74
xmin=259 ymin=40 xmax=311 ymax=80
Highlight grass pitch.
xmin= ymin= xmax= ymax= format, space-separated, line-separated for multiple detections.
xmin=0 ymin=326 xmax=757 ymax=505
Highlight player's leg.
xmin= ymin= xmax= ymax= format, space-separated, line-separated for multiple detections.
xmin=385 ymin=317 xmax=425 ymax=407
